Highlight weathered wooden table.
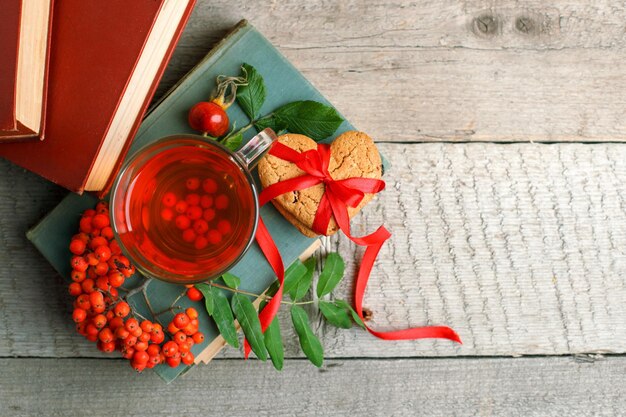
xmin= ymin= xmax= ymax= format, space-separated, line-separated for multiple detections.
xmin=1 ymin=1 xmax=625 ymax=415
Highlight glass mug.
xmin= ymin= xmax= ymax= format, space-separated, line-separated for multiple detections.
xmin=110 ymin=128 xmax=277 ymax=284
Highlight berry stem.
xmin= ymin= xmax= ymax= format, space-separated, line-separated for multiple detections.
xmin=208 ymin=282 xmax=314 ymax=305
xmin=220 ymin=112 xmax=274 ymax=143
xmin=124 ymin=278 xmax=152 ymax=300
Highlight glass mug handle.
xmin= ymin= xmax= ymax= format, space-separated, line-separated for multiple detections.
xmin=234 ymin=128 xmax=278 ymax=169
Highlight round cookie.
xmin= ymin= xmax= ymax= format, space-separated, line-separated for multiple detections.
xmin=258 ymin=131 xmax=383 ymax=237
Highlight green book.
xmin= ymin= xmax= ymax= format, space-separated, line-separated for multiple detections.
xmin=26 ymin=20 xmax=360 ymax=383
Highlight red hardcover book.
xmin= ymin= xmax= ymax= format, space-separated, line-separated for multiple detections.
xmin=0 ymin=0 xmax=53 ymax=142
xmin=0 ymin=0 xmax=196 ymax=193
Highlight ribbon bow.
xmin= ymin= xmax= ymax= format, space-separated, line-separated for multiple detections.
xmin=246 ymin=141 xmax=461 ymax=357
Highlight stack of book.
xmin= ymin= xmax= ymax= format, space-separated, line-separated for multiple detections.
xmin=0 ymin=0 xmax=196 ymax=193
xmin=11 ymin=3 xmax=362 ymax=383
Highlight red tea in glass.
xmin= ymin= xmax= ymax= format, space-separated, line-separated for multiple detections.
xmin=110 ymin=130 xmax=276 ymax=283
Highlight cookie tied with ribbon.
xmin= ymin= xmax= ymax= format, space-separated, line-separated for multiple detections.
xmin=247 ymin=130 xmax=461 ymax=358
xmin=258 ymin=131 xmax=383 ymax=237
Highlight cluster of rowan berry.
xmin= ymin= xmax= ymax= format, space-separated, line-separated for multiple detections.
xmin=160 ymin=177 xmax=232 ymax=250
xmin=68 ymin=202 xmax=204 ymax=372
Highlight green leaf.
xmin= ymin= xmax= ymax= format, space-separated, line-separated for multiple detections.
xmin=273 ymin=100 xmax=343 ymax=141
xmin=195 ymin=283 xmax=214 ymax=315
xmin=264 ymin=317 xmax=284 ymax=370
xmin=236 ymin=63 xmax=266 ymax=120
xmin=211 ymin=290 xmax=239 ymax=348
xmin=316 ymin=253 xmax=345 ymax=298
xmin=334 ymin=299 xmax=366 ymax=330
xmin=221 ymin=272 xmax=241 ymax=289
xmin=222 ymin=132 xmax=242 ymax=151
xmin=282 ymin=260 xmax=308 ymax=297
xmin=290 ymin=305 xmax=324 ymax=367
xmin=319 ymin=301 xmax=352 ymax=329
xmin=231 ymin=294 xmax=267 ymax=361
xmin=265 ymin=280 xmax=281 ymax=299
xmin=289 ymin=257 xmax=315 ymax=301
xmin=254 ymin=115 xmax=287 ymax=133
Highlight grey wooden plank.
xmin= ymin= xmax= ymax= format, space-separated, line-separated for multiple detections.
xmin=1 ymin=356 xmax=624 ymax=417
xmin=157 ymin=0 xmax=626 ymax=143
xmin=2 ymin=143 xmax=626 ymax=358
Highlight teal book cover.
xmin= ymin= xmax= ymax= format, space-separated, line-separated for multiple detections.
xmin=26 ymin=20 xmax=362 ymax=383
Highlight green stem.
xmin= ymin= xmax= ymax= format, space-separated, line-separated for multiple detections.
xmin=220 ymin=112 xmax=274 ymax=143
xmin=208 ymin=281 xmax=313 ymax=306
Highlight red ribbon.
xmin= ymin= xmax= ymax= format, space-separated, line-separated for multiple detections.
xmin=245 ymin=142 xmax=461 ymax=357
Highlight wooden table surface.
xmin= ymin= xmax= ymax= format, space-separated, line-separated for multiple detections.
xmin=2 ymin=1 xmax=626 ymax=416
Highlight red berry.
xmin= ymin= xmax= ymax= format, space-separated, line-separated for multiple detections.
xmin=192 ymin=332 xmax=205 ymax=344
xmin=125 ymin=318 xmax=139 ymax=332
xmin=72 ymin=308 xmax=87 ymax=323
xmin=161 ymin=208 xmax=175 ymax=221
xmin=95 ymin=201 xmax=108 ymax=214
xmin=133 ymin=350 xmax=149 ymax=364
xmin=115 ymin=326 xmax=130 ymax=339
xmin=173 ymin=313 xmax=190 ymax=329
xmin=147 ymin=344 xmax=161 ymax=357
xmin=92 ymin=314 xmax=107 ymax=329
xmin=69 ymin=239 xmax=86 ymax=255
xmin=162 ymin=341 xmax=179 ymax=358
xmin=217 ymin=220 xmax=232 ymax=235
xmin=194 ymin=236 xmax=208 ymax=250
xmin=98 ymin=328 xmax=114 ymax=343
xmin=188 ymin=102 xmax=229 ymax=137
xmin=89 ymin=236 xmax=108 ymax=250
xmin=83 ymin=209 xmax=97 ymax=218
xmin=132 ymin=361 xmax=146 ymax=372
xmin=202 ymin=208 xmax=216 ymax=222
xmin=79 ymin=217 xmax=93 ymax=233
xmin=92 ymin=213 xmax=110 ymax=229
xmin=95 ymin=276 xmax=110 ymax=291
xmin=166 ymin=356 xmax=181 ymax=368
xmin=134 ymin=341 xmax=148 ymax=351
xmin=182 ymin=228 xmax=197 ymax=243
xmin=150 ymin=329 xmax=165 ymax=344
xmin=185 ymin=193 xmax=200 ymax=206
xmin=161 ymin=191 xmax=176 ymax=207
xmin=200 ymin=195 xmax=213 ymax=208
xmin=215 ymin=194 xmax=229 ymax=210
xmin=81 ymin=279 xmax=96 ymax=294
xmin=86 ymin=253 xmax=99 ymax=266
xmin=193 ymin=219 xmax=209 ymax=235
xmin=181 ymin=351 xmax=195 ymax=365
xmin=202 ymin=178 xmax=218 ymax=194
xmin=101 ymin=226 xmax=114 ymax=240
xmin=186 ymin=307 xmax=199 ymax=320
xmin=71 ymin=256 xmax=89 ymax=272
xmin=167 ymin=322 xmax=180 ymax=334
xmin=94 ymin=262 xmax=109 ymax=276
xmin=114 ymin=301 xmax=130 ymax=318
xmin=185 ymin=178 xmax=200 ymax=191
xmin=186 ymin=205 xmax=203 ymax=220
xmin=95 ymin=245 xmax=112 ymax=262
xmin=100 ymin=341 xmax=116 ymax=353
xmin=71 ymin=270 xmax=86 ymax=283
xmin=207 ymin=230 xmax=222 ymax=245
xmin=89 ymin=291 xmax=104 ymax=306
xmin=174 ymin=200 xmax=188 ymax=214
xmin=173 ymin=331 xmax=187 ymax=345
xmin=68 ymin=282 xmax=82 ymax=296
xmin=140 ymin=320 xmax=154 ymax=333
xmin=186 ymin=287 xmax=203 ymax=302
xmin=107 ymin=271 xmax=125 ymax=288
xmin=175 ymin=215 xmax=191 ymax=230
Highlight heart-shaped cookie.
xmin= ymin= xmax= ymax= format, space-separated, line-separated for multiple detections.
xmin=258 ymin=131 xmax=383 ymax=237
